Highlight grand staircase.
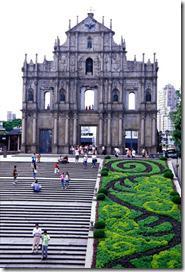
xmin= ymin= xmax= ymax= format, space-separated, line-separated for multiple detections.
xmin=0 ymin=161 xmax=98 ymax=268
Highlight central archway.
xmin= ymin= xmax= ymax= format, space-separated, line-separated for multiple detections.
xmin=80 ymin=126 xmax=97 ymax=147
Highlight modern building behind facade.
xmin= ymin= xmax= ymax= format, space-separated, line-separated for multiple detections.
xmin=157 ymin=84 xmax=177 ymax=133
xmin=21 ymin=12 xmax=158 ymax=154
xmin=7 ymin=111 xmax=16 ymax=121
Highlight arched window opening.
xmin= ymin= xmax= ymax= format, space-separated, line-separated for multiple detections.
xmin=128 ymin=92 xmax=135 ymax=110
xmin=145 ymin=90 xmax=151 ymax=102
xmin=85 ymin=89 xmax=94 ymax=110
xmin=86 ymin=58 xmax=93 ymax=74
xmin=112 ymin=89 xmax=119 ymax=102
xmin=60 ymin=89 xmax=66 ymax=102
xmin=28 ymin=88 xmax=33 ymax=101
xmin=44 ymin=91 xmax=50 ymax=110
xmin=87 ymin=37 xmax=92 ymax=49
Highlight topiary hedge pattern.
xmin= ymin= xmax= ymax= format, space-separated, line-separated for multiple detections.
xmin=95 ymin=159 xmax=181 ymax=269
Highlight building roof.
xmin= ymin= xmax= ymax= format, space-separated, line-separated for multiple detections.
xmin=6 ymin=128 xmax=21 ymax=135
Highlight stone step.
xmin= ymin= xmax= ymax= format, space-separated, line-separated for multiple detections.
xmin=0 ymin=160 xmax=100 ymax=268
xmin=0 ymin=264 xmax=85 ymax=268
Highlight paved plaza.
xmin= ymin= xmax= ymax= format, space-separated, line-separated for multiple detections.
xmin=0 ymin=155 xmax=99 ymax=268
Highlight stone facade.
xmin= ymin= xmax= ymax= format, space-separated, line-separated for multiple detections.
xmin=21 ymin=12 xmax=158 ymax=154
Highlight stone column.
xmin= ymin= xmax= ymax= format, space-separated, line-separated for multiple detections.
xmin=152 ymin=117 xmax=156 ymax=145
xmin=8 ymin=136 xmax=10 ymax=151
xmin=99 ymin=114 xmax=103 ymax=146
xmin=119 ymin=116 xmax=122 ymax=145
xmin=66 ymin=80 xmax=69 ymax=103
xmin=22 ymin=117 xmax=25 ymax=145
xmin=73 ymin=113 xmax=77 ymax=145
xmin=140 ymin=117 xmax=145 ymax=146
xmin=108 ymin=82 xmax=111 ymax=103
xmin=65 ymin=115 xmax=69 ymax=144
xmin=54 ymin=117 xmax=58 ymax=145
xmin=17 ymin=136 xmax=20 ymax=151
xmin=32 ymin=117 xmax=36 ymax=144
xmin=107 ymin=113 xmax=111 ymax=145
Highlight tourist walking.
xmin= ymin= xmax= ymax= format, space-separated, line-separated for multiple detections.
xmin=64 ymin=171 xmax=70 ymax=188
xmin=32 ymin=163 xmax=38 ymax=180
xmin=132 ymin=149 xmax=136 ymax=158
xmin=32 ymin=223 xmax=42 ymax=253
xmin=31 ymin=153 xmax=36 ymax=163
xmin=36 ymin=153 xmax=41 ymax=163
xmin=41 ymin=230 xmax=50 ymax=260
xmin=54 ymin=162 xmax=60 ymax=174
xmin=75 ymin=147 xmax=80 ymax=163
xmin=60 ymin=172 xmax=65 ymax=189
xmin=83 ymin=154 xmax=88 ymax=168
xmin=12 ymin=165 xmax=18 ymax=185
xmin=141 ymin=148 xmax=146 ymax=158
xmin=91 ymin=153 xmax=97 ymax=168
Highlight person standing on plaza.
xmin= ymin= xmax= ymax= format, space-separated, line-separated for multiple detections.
xmin=60 ymin=172 xmax=65 ymax=189
xmin=32 ymin=153 xmax=36 ymax=163
xmin=12 ymin=165 xmax=18 ymax=185
xmin=54 ymin=162 xmax=60 ymax=174
xmin=32 ymin=163 xmax=38 ymax=180
xmin=74 ymin=147 xmax=80 ymax=163
xmin=132 ymin=149 xmax=136 ymax=158
xmin=64 ymin=171 xmax=70 ymax=188
xmin=83 ymin=154 xmax=88 ymax=169
xmin=41 ymin=230 xmax=50 ymax=260
xmin=36 ymin=153 xmax=41 ymax=163
xmin=91 ymin=152 xmax=97 ymax=168
xmin=32 ymin=223 xmax=42 ymax=253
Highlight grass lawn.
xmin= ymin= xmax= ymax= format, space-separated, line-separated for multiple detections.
xmin=94 ymin=159 xmax=181 ymax=269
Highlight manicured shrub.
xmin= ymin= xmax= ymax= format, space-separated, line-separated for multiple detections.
xmin=97 ymin=193 xmax=105 ymax=200
xmin=170 ymin=191 xmax=179 ymax=197
xmin=171 ymin=195 xmax=181 ymax=205
xmin=98 ymin=188 xmax=108 ymax=195
xmin=94 ymin=229 xmax=105 ymax=238
xmin=101 ymin=170 xmax=108 ymax=176
xmin=94 ymin=220 xmax=106 ymax=229
xmin=163 ymin=170 xmax=174 ymax=179
xmin=102 ymin=167 xmax=109 ymax=172
xmin=104 ymin=155 xmax=111 ymax=159
xmin=160 ymin=157 xmax=167 ymax=161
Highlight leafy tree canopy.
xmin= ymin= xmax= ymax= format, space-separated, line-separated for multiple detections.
xmin=170 ymin=90 xmax=181 ymax=150
xmin=3 ymin=119 xmax=22 ymax=132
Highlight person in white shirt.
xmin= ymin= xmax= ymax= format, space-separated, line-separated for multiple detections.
xmin=132 ymin=149 xmax=136 ymax=158
xmin=91 ymin=153 xmax=97 ymax=168
xmin=32 ymin=223 xmax=42 ymax=253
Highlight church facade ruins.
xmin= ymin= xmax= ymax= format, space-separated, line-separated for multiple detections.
xmin=21 ymin=12 xmax=158 ymax=154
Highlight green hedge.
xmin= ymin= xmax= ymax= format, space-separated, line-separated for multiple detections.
xmin=94 ymin=220 xmax=106 ymax=229
xmin=101 ymin=170 xmax=109 ymax=176
xmin=97 ymin=193 xmax=106 ymax=200
xmin=104 ymin=155 xmax=111 ymax=159
xmin=94 ymin=229 xmax=106 ymax=238
xmin=98 ymin=188 xmax=108 ymax=195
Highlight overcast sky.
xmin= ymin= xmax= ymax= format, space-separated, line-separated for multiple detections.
xmin=0 ymin=0 xmax=181 ymax=121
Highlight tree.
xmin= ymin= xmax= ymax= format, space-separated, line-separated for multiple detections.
xmin=3 ymin=119 xmax=22 ymax=132
xmin=170 ymin=90 xmax=181 ymax=151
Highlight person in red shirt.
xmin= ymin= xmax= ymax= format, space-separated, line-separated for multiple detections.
xmin=54 ymin=162 xmax=60 ymax=174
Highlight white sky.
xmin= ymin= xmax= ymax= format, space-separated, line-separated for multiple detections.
xmin=0 ymin=0 xmax=181 ymax=121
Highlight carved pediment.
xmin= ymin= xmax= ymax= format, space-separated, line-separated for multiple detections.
xmin=67 ymin=14 xmax=114 ymax=34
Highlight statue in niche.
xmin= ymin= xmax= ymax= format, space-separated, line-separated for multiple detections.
xmin=61 ymin=55 xmax=67 ymax=71
xmin=104 ymin=55 xmax=110 ymax=72
xmin=27 ymin=88 xmax=34 ymax=101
